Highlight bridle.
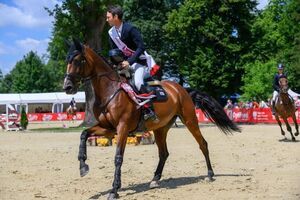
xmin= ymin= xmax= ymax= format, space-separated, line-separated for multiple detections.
xmin=64 ymin=45 xmax=124 ymax=115
xmin=279 ymin=77 xmax=288 ymax=93
xmin=65 ymin=47 xmax=121 ymax=84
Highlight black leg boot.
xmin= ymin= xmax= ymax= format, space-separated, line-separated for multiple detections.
xmin=144 ymin=101 xmax=158 ymax=121
xmin=272 ymin=100 xmax=276 ymax=115
xmin=139 ymin=85 xmax=158 ymax=121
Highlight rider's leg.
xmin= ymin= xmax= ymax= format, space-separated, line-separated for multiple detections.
xmin=132 ymin=63 xmax=145 ymax=91
xmin=133 ymin=64 xmax=158 ymax=121
xmin=272 ymin=90 xmax=278 ymax=115
xmin=288 ymin=89 xmax=300 ymax=100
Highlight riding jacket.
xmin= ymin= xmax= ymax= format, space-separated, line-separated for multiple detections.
xmin=109 ymin=22 xmax=146 ymax=66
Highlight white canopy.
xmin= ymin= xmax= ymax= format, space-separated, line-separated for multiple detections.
xmin=0 ymin=92 xmax=85 ymax=105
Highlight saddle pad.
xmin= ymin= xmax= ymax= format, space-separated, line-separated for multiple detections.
xmin=148 ymin=85 xmax=168 ymax=102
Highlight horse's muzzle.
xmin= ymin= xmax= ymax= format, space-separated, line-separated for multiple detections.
xmin=63 ymin=77 xmax=78 ymax=94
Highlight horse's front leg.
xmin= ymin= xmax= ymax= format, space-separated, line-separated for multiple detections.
xmin=275 ymin=114 xmax=285 ymax=137
xmin=108 ymin=124 xmax=129 ymax=200
xmin=78 ymin=129 xmax=90 ymax=177
xmin=78 ymin=126 xmax=115 ymax=177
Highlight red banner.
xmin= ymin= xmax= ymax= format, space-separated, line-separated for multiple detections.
xmin=27 ymin=112 xmax=85 ymax=122
xmin=0 ymin=112 xmax=85 ymax=122
xmin=2 ymin=109 xmax=299 ymax=124
xmin=196 ymin=108 xmax=300 ymax=124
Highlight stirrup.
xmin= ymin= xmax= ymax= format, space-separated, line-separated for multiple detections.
xmin=144 ymin=110 xmax=158 ymax=121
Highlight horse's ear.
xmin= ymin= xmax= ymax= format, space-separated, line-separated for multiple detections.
xmin=72 ymin=38 xmax=83 ymax=52
xmin=64 ymin=39 xmax=72 ymax=48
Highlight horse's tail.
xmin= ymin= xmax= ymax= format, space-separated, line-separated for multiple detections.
xmin=186 ymin=88 xmax=241 ymax=135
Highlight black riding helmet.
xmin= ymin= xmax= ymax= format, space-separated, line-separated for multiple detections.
xmin=109 ymin=49 xmax=125 ymax=65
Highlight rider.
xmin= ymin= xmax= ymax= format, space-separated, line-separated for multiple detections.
xmin=106 ymin=5 xmax=158 ymax=121
xmin=271 ymin=63 xmax=300 ymax=115
xmin=69 ymin=97 xmax=76 ymax=111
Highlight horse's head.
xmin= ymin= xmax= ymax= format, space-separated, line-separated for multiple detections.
xmin=279 ymin=76 xmax=288 ymax=93
xmin=63 ymin=39 xmax=92 ymax=94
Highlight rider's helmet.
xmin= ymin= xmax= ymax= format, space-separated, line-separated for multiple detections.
xmin=109 ymin=49 xmax=125 ymax=65
xmin=277 ymin=63 xmax=284 ymax=70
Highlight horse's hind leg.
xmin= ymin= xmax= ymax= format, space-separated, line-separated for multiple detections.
xmin=150 ymin=120 xmax=174 ymax=189
xmin=291 ymin=114 xmax=299 ymax=137
xmin=283 ymin=118 xmax=295 ymax=141
xmin=180 ymin=113 xmax=214 ymax=180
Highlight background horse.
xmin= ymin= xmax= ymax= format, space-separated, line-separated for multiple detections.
xmin=274 ymin=77 xmax=299 ymax=141
xmin=63 ymin=40 xmax=240 ymax=200
xmin=66 ymin=106 xmax=77 ymax=121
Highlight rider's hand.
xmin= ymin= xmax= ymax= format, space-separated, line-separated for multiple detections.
xmin=121 ymin=61 xmax=130 ymax=69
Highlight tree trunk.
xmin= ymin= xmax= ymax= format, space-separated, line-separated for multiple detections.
xmin=81 ymin=10 xmax=106 ymax=127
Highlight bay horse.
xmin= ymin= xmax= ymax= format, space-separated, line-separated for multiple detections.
xmin=63 ymin=40 xmax=240 ymax=200
xmin=274 ymin=76 xmax=299 ymax=141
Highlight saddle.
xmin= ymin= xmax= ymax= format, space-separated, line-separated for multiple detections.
xmin=120 ymin=79 xmax=168 ymax=107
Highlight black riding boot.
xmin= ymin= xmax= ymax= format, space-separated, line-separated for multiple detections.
xmin=144 ymin=101 xmax=158 ymax=121
xmin=271 ymin=100 xmax=276 ymax=115
xmin=140 ymin=84 xmax=158 ymax=121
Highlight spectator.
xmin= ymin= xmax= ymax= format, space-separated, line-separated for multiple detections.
xmin=252 ymin=99 xmax=259 ymax=108
xmin=224 ymin=99 xmax=233 ymax=109
xmin=259 ymin=100 xmax=268 ymax=108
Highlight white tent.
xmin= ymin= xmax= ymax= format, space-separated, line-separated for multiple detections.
xmin=0 ymin=92 xmax=86 ymax=130
xmin=0 ymin=92 xmax=85 ymax=105
xmin=0 ymin=92 xmax=85 ymax=114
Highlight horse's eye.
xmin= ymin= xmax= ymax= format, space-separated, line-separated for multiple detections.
xmin=73 ymin=59 xmax=81 ymax=66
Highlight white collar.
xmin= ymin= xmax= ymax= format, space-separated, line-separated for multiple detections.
xmin=115 ymin=23 xmax=123 ymax=36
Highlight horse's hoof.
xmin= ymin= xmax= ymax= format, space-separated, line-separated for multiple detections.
xmin=80 ymin=164 xmax=89 ymax=177
xmin=208 ymin=170 xmax=214 ymax=178
xmin=295 ymin=132 xmax=299 ymax=136
xmin=107 ymin=192 xmax=119 ymax=200
xmin=292 ymin=137 xmax=296 ymax=142
xmin=204 ymin=176 xmax=213 ymax=182
xmin=149 ymin=180 xmax=160 ymax=189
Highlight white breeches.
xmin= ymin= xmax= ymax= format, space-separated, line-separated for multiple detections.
xmin=272 ymin=89 xmax=300 ymax=101
xmin=131 ymin=63 xmax=146 ymax=91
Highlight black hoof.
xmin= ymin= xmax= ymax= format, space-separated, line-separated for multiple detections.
xmin=208 ymin=170 xmax=214 ymax=178
xmin=292 ymin=137 xmax=296 ymax=142
xmin=107 ymin=192 xmax=119 ymax=200
xmin=80 ymin=164 xmax=89 ymax=177
xmin=295 ymin=132 xmax=299 ymax=136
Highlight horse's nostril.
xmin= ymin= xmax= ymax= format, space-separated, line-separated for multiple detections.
xmin=64 ymin=86 xmax=72 ymax=91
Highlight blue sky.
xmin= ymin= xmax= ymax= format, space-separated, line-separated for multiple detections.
xmin=0 ymin=0 xmax=269 ymax=75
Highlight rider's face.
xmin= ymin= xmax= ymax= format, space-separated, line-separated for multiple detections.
xmin=106 ymin=12 xmax=118 ymax=27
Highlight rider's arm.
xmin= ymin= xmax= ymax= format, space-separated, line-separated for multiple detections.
xmin=273 ymin=75 xmax=280 ymax=91
xmin=127 ymin=26 xmax=145 ymax=65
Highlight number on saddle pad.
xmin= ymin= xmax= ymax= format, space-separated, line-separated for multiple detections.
xmin=148 ymin=85 xmax=168 ymax=102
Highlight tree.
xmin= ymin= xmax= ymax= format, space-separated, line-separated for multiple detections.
xmin=242 ymin=60 xmax=277 ymax=101
xmin=20 ymin=106 xmax=28 ymax=130
xmin=164 ymin=0 xmax=257 ymax=97
xmin=5 ymin=51 xmax=55 ymax=93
